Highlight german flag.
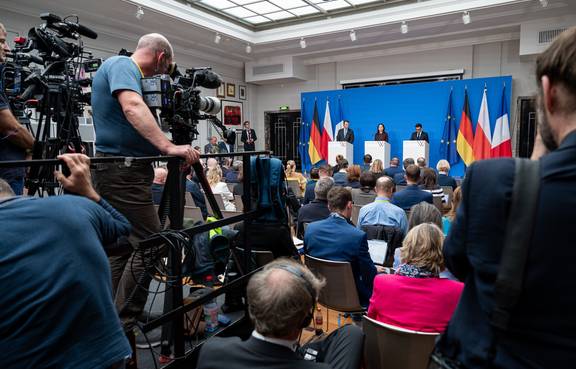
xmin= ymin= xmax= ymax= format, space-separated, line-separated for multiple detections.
xmin=308 ymin=100 xmax=323 ymax=165
xmin=456 ymin=89 xmax=475 ymax=166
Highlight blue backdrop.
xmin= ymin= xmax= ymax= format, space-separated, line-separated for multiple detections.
xmin=300 ymin=76 xmax=512 ymax=177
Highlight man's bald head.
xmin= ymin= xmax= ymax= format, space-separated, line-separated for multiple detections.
xmin=375 ymin=176 xmax=394 ymax=197
xmin=136 ymin=33 xmax=173 ymax=59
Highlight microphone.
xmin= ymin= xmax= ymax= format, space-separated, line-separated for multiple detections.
xmin=64 ymin=21 xmax=98 ymax=39
xmin=194 ymin=69 xmax=222 ymax=89
xmin=14 ymin=52 xmax=44 ymax=65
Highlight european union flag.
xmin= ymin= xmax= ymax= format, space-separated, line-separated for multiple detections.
xmin=299 ymin=98 xmax=311 ymax=173
xmin=440 ymin=89 xmax=459 ymax=165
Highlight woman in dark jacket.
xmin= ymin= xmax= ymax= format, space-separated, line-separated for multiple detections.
xmin=374 ymin=123 xmax=388 ymax=142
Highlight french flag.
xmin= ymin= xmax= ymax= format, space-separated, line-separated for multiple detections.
xmin=491 ymin=87 xmax=512 ymax=158
xmin=472 ymin=87 xmax=493 ymax=160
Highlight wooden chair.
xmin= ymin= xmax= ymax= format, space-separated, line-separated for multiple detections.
xmin=236 ymin=247 xmax=275 ymax=268
xmin=363 ymin=315 xmax=439 ymax=369
xmin=185 ymin=192 xmax=195 ymax=207
xmin=183 ymin=206 xmax=203 ymax=222
xmin=234 ymin=195 xmax=244 ymax=212
xmin=433 ymin=196 xmax=444 ymax=212
xmin=203 ymin=192 xmax=226 ymax=213
xmin=226 ymin=182 xmax=236 ymax=193
xmin=304 ymin=255 xmax=365 ymax=328
xmin=352 ymin=204 xmax=362 ymax=225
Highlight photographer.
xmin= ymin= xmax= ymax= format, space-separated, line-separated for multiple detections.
xmin=91 ymin=33 xmax=200 ymax=330
xmin=0 ymin=23 xmax=35 ymax=195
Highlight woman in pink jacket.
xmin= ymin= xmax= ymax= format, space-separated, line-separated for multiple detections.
xmin=368 ymin=223 xmax=463 ymax=333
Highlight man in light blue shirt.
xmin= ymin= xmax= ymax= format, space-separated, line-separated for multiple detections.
xmin=357 ymin=176 xmax=408 ymax=235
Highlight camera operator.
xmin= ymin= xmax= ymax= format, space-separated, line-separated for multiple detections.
xmin=91 ymin=33 xmax=200 ymax=331
xmin=0 ymin=23 xmax=35 ymax=195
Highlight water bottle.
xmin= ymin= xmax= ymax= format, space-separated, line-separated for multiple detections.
xmin=204 ymin=300 xmax=219 ymax=333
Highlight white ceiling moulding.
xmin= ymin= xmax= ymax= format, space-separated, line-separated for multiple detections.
xmin=340 ymin=69 xmax=465 ymax=85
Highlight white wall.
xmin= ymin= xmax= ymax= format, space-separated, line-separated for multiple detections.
xmin=250 ymin=39 xmax=538 ymax=152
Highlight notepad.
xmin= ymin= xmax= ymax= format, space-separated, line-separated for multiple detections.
xmin=368 ymin=240 xmax=388 ymax=265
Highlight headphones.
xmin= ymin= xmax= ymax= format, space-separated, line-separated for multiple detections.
xmin=272 ymin=263 xmax=316 ymax=329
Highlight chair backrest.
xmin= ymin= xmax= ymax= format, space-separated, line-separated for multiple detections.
xmin=352 ymin=204 xmax=362 ymax=225
xmin=432 ymin=196 xmax=443 ymax=212
xmin=304 ymin=254 xmax=363 ymax=312
xmin=226 ymin=183 xmax=236 ymax=193
xmin=363 ymin=315 xmax=439 ymax=369
xmin=204 ymin=192 xmax=226 ymax=213
xmin=236 ymin=247 xmax=275 ymax=268
xmin=234 ymin=195 xmax=244 ymax=212
xmin=286 ymin=179 xmax=302 ymax=198
xmin=221 ymin=210 xmax=242 ymax=219
xmin=184 ymin=206 xmax=203 ymax=222
xmin=185 ymin=192 xmax=195 ymax=207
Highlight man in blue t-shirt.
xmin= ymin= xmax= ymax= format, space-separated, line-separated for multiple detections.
xmin=0 ymin=154 xmax=132 ymax=369
xmin=91 ymin=33 xmax=200 ymax=331
xmin=0 ymin=23 xmax=34 ymax=194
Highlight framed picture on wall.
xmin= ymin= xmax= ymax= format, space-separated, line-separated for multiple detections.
xmin=221 ymin=100 xmax=243 ymax=126
xmin=239 ymin=85 xmax=247 ymax=100
xmin=226 ymin=83 xmax=236 ymax=97
xmin=217 ymin=84 xmax=225 ymax=98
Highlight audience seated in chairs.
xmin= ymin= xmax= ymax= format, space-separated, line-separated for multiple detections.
xmin=383 ymin=157 xmax=403 ymax=178
xmin=207 ymin=166 xmax=236 ymax=211
xmin=436 ymin=159 xmax=457 ymax=190
xmin=346 ymin=165 xmax=362 ymax=189
xmin=304 ymin=186 xmax=379 ymax=307
xmin=361 ymin=154 xmax=372 ymax=172
xmin=225 ymin=160 xmax=242 ymax=183
xmin=369 ymin=159 xmax=386 ymax=180
xmin=302 ymin=167 xmax=320 ymax=205
xmin=285 ymin=159 xmax=307 ymax=193
xmin=296 ymin=177 xmax=334 ymax=239
xmin=332 ymin=154 xmax=345 ymax=174
xmin=368 ymin=223 xmax=463 ymax=333
xmin=333 ymin=159 xmax=349 ymax=186
xmin=196 ymin=259 xmax=364 ymax=369
xmin=420 ymin=168 xmax=444 ymax=199
xmin=151 ymin=166 xmax=167 ymax=205
xmin=393 ymin=158 xmax=414 ymax=185
xmin=392 ymin=164 xmax=433 ymax=210
xmin=351 ymin=171 xmax=377 ymax=205
xmin=442 ymin=186 xmax=461 ymax=236
xmin=357 ymin=176 xmax=408 ymax=235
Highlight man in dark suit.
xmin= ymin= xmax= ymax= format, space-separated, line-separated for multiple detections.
xmin=336 ymin=120 xmax=354 ymax=143
xmin=393 ymin=158 xmax=414 ymax=185
xmin=391 ymin=164 xmax=433 ymax=210
xmin=409 ymin=123 xmax=429 ymax=143
xmin=303 ymin=165 xmax=331 ymax=205
xmin=304 ymin=187 xmax=378 ymax=307
xmin=436 ymin=159 xmax=457 ymax=190
xmin=332 ymin=159 xmax=349 ymax=186
xmin=436 ymin=28 xmax=576 ymax=368
xmin=241 ymin=121 xmax=257 ymax=151
xmin=383 ymin=157 xmax=403 ymax=178
xmin=297 ymin=177 xmax=334 ymax=239
xmin=197 ymin=259 xmax=364 ymax=369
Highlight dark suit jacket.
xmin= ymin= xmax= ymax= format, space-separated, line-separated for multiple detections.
xmin=393 ymin=172 xmax=406 ymax=185
xmin=241 ymin=129 xmax=257 ymax=151
xmin=410 ymin=131 xmax=429 ymax=143
xmin=296 ymin=199 xmax=330 ymax=239
xmin=437 ymin=173 xmax=457 ymax=190
xmin=304 ymin=215 xmax=377 ymax=306
xmin=391 ymin=184 xmax=433 ymax=210
xmin=333 ymin=171 xmax=348 ymax=186
xmin=374 ymin=132 xmax=388 ymax=142
xmin=303 ymin=180 xmax=317 ymax=205
xmin=384 ymin=166 xmax=403 ymax=178
xmin=336 ymin=128 xmax=354 ymax=143
xmin=437 ymin=131 xmax=576 ymax=368
xmin=197 ymin=336 xmax=329 ymax=369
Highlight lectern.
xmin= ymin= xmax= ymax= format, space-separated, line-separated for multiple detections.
xmin=328 ymin=141 xmax=353 ymax=166
xmin=365 ymin=141 xmax=391 ymax=169
xmin=403 ymin=140 xmax=429 ymax=164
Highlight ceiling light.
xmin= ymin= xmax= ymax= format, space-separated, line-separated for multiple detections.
xmin=214 ymin=33 xmax=222 ymax=44
xmin=349 ymin=30 xmax=357 ymax=42
xmin=539 ymin=0 xmax=548 ymax=7
xmin=300 ymin=38 xmax=306 ymax=49
xmin=462 ymin=11 xmax=471 ymax=25
xmin=401 ymin=21 xmax=408 ymax=34
xmin=135 ymin=6 xmax=144 ymax=20
xmin=245 ymin=44 xmax=252 ymax=54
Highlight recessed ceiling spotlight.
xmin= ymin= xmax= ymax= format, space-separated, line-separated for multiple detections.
xmin=401 ymin=21 xmax=408 ymax=34
xmin=214 ymin=33 xmax=221 ymax=44
xmin=135 ymin=6 xmax=144 ymax=20
xmin=539 ymin=0 xmax=548 ymax=7
xmin=462 ymin=11 xmax=471 ymax=25
xmin=350 ymin=30 xmax=357 ymax=42
xmin=300 ymin=38 xmax=307 ymax=49
xmin=245 ymin=44 xmax=252 ymax=54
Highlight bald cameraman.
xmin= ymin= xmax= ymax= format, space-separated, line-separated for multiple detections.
xmin=0 ymin=23 xmax=35 ymax=194
xmin=197 ymin=259 xmax=364 ymax=369
xmin=91 ymin=33 xmax=200 ymax=331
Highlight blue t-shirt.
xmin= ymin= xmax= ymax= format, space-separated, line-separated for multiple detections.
xmin=0 ymin=64 xmax=26 ymax=180
xmin=0 ymin=195 xmax=132 ymax=369
xmin=92 ymin=56 xmax=160 ymax=157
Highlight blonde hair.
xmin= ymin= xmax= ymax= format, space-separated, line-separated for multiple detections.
xmin=370 ymin=159 xmax=383 ymax=173
xmin=285 ymin=160 xmax=297 ymax=177
xmin=400 ymin=223 xmax=445 ymax=274
xmin=346 ymin=165 xmax=361 ymax=182
xmin=447 ymin=186 xmax=462 ymax=221
xmin=207 ymin=166 xmax=223 ymax=187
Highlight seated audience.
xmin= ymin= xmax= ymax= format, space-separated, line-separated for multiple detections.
xmin=357 ymin=176 xmax=408 ymax=235
xmin=392 ymin=164 xmax=433 ymax=210
xmin=436 ymin=159 xmax=457 ymax=190
xmin=442 ymin=186 xmax=461 ymax=235
xmin=221 ymin=158 xmax=233 ymax=178
xmin=332 ymin=154 xmax=344 ymax=173
xmin=207 ymin=166 xmax=236 ymax=211
xmin=361 ymin=154 xmax=372 ymax=171
xmin=383 ymin=157 xmax=403 ymax=178
xmin=0 ymin=154 xmax=131 ymax=369
xmin=394 ymin=158 xmax=414 ymax=185
xmin=302 ymin=167 xmax=320 ymax=205
xmin=346 ymin=164 xmax=362 ymax=189
xmin=420 ymin=168 xmax=444 ymax=198
xmin=351 ymin=171 xmax=377 ymax=205
xmin=151 ymin=166 xmax=167 ymax=205
xmin=417 ymin=156 xmax=427 ymax=169
xmin=303 ymin=165 xmax=331 ymax=205
xmin=224 ymin=161 xmax=242 ymax=183
xmin=197 ymin=259 xmax=364 ymax=369
xmin=186 ymin=169 xmax=208 ymax=219
xmin=297 ymin=177 xmax=334 ymax=239
xmin=368 ymin=223 xmax=463 ymax=333
xmin=333 ymin=159 xmax=349 ymax=186
xmin=369 ymin=159 xmax=385 ymax=179
xmin=305 ymin=187 xmax=378 ymax=307
xmin=285 ymin=159 xmax=307 ymax=193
